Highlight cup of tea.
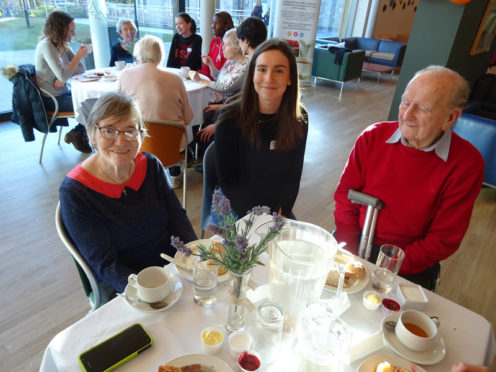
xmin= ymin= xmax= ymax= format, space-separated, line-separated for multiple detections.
xmin=115 ymin=61 xmax=126 ymax=70
xmin=83 ymin=43 xmax=93 ymax=54
xmin=395 ymin=310 xmax=440 ymax=351
xmin=128 ymin=266 xmax=170 ymax=303
xmin=180 ymin=66 xmax=190 ymax=78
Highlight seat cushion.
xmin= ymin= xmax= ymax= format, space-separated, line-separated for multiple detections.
xmin=369 ymin=51 xmax=395 ymax=61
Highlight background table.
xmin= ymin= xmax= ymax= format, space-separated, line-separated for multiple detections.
xmin=70 ymin=67 xmax=211 ymax=143
xmin=40 ymin=217 xmax=496 ymax=372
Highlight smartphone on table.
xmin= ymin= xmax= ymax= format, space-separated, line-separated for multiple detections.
xmin=78 ymin=323 xmax=153 ymax=372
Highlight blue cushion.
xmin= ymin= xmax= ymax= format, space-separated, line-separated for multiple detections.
xmin=453 ymin=113 xmax=496 ymax=186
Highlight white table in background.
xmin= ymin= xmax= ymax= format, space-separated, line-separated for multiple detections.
xmin=40 ymin=216 xmax=496 ymax=372
xmin=70 ymin=67 xmax=211 ymax=143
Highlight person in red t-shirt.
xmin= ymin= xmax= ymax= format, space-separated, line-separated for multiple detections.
xmin=197 ymin=11 xmax=234 ymax=80
xmin=334 ymin=66 xmax=484 ymax=290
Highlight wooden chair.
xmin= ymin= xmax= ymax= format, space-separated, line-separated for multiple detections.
xmin=55 ymin=203 xmax=102 ymax=312
xmin=141 ymin=120 xmax=188 ymax=208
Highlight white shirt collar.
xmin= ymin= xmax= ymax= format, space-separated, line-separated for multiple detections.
xmin=386 ymin=127 xmax=452 ymax=162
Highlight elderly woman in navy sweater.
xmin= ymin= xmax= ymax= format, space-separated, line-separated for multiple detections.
xmin=59 ymin=92 xmax=197 ymax=300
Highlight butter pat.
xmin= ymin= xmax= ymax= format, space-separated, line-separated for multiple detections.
xmin=397 ymin=284 xmax=428 ymax=310
xmin=367 ymin=293 xmax=380 ymax=304
xmin=202 ymin=330 xmax=223 ymax=345
xmin=200 ymin=327 xmax=225 ymax=355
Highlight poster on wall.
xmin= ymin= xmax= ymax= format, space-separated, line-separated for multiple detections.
xmin=273 ymin=0 xmax=322 ymax=81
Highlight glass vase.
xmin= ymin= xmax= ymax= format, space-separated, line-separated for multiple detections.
xmin=226 ymin=269 xmax=252 ymax=332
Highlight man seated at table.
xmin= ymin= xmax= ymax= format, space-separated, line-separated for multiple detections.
xmin=118 ymin=35 xmax=193 ymax=188
xmin=333 ymin=65 xmax=484 ymax=290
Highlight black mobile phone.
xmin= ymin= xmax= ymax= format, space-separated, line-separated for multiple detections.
xmin=78 ymin=323 xmax=153 ymax=372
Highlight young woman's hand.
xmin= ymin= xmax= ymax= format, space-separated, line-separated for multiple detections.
xmin=197 ymin=124 xmax=216 ymax=142
xmin=54 ymin=79 xmax=65 ymax=90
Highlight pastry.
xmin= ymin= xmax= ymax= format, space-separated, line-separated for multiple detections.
xmin=158 ymin=364 xmax=205 ymax=372
xmin=209 ymin=241 xmax=227 ymax=275
xmin=345 ymin=261 xmax=365 ymax=279
xmin=375 ymin=361 xmax=410 ymax=372
xmin=326 ymin=269 xmax=352 ymax=288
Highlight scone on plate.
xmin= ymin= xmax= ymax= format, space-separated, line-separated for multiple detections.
xmin=376 ymin=361 xmax=411 ymax=372
xmin=344 ymin=261 xmax=365 ymax=279
xmin=209 ymin=241 xmax=227 ymax=276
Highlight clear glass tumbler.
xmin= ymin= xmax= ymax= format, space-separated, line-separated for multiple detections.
xmin=371 ymin=244 xmax=405 ymax=293
xmin=192 ymin=259 xmax=217 ymax=305
xmin=253 ymin=302 xmax=284 ymax=364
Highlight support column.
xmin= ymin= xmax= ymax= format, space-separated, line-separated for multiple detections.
xmin=87 ymin=0 xmax=110 ymax=68
xmin=200 ymin=0 xmax=215 ymax=56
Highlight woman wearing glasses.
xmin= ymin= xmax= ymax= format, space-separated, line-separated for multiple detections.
xmin=59 ymin=92 xmax=197 ymax=300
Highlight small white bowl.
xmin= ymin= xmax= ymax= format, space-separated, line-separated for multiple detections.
xmin=228 ymin=330 xmax=253 ymax=359
xmin=396 ymin=284 xmax=429 ymax=310
xmin=200 ymin=326 xmax=225 ymax=355
xmin=362 ymin=290 xmax=381 ymax=310
xmin=381 ymin=298 xmax=401 ymax=314
xmin=237 ymin=350 xmax=261 ymax=372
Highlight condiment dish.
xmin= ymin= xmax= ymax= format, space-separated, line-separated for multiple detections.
xmin=362 ymin=290 xmax=381 ymax=310
xmin=200 ymin=326 xmax=225 ymax=355
xmin=228 ymin=330 xmax=253 ymax=359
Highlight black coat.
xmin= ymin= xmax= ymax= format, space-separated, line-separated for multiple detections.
xmin=8 ymin=64 xmax=60 ymax=141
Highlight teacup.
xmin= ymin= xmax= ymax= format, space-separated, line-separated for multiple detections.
xmin=180 ymin=66 xmax=190 ymax=78
xmin=115 ymin=61 xmax=125 ymax=70
xmin=128 ymin=266 xmax=170 ymax=303
xmin=395 ymin=310 xmax=440 ymax=351
xmin=83 ymin=43 xmax=93 ymax=54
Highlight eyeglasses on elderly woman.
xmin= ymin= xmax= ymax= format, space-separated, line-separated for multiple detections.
xmin=96 ymin=125 xmax=142 ymax=140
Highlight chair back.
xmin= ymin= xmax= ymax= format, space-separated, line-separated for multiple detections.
xmin=141 ymin=120 xmax=188 ymax=207
xmin=141 ymin=120 xmax=186 ymax=167
xmin=201 ymin=142 xmax=217 ymax=237
xmin=55 ymin=203 xmax=102 ymax=312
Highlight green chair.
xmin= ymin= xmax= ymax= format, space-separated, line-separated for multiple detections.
xmin=311 ymin=47 xmax=365 ymax=99
xmin=55 ymin=202 xmax=103 ymax=312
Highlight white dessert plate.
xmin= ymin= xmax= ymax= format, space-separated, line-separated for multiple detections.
xmin=77 ymin=76 xmax=100 ymax=82
xmin=123 ymin=272 xmax=182 ymax=313
xmin=324 ymin=250 xmax=370 ymax=294
xmin=174 ymin=239 xmax=229 ymax=283
xmin=381 ymin=312 xmax=446 ymax=365
xmin=102 ymin=75 xmax=117 ymax=82
xmin=357 ymin=353 xmax=427 ymax=372
xmin=164 ymin=354 xmax=233 ymax=372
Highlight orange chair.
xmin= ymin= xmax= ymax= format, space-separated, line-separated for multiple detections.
xmin=141 ymin=120 xmax=188 ymax=208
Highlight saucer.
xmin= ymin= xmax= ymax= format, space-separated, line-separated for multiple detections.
xmin=381 ymin=312 xmax=446 ymax=365
xmin=123 ymin=272 xmax=183 ymax=313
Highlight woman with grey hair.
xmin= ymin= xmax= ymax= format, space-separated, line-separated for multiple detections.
xmin=109 ymin=18 xmax=137 ymax=67
xmin=118 ymin=35 xmax=193 ymax=187
xmin=190 ymin=28 xmax=249 ymax=102
xmin=59 ymin=92 xmax=197 ymax=300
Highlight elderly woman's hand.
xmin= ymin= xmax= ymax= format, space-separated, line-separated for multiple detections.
xmin=189 ymin=71 xmax=200 ymax=82
xmin=54 ymin=79 xmax=65 ymax=90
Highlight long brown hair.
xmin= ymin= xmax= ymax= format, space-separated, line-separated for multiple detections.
xmin=218 ymin=38 xmax=305 ymax=151
xmin=43 ymin=11 xmax=74 ymax=52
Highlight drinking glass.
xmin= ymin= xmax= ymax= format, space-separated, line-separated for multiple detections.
xmin=253 ymin=302 xmax=283 ymax=364
xmin=371 ymin=244 xmax=405 ymax=293
xmin=193 ymin=259 xmax=217 ymax=305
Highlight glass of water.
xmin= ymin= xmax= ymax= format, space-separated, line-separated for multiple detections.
xmin=193 ymin=259 xmax=217 ymax=305
xmin=371 ymin=244 xmax=405 ymax=293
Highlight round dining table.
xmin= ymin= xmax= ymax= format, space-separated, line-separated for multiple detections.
xmin=39 ymin=215 xmax=496 ymax=372
xmin=69 ymin=67 xmax=212 ymax=143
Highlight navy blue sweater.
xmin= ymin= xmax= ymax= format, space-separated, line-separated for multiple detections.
xmin=109 ymin=42 xmax=134 ymax=67
xmin=59 ymin=152 xmax=197 ymax=292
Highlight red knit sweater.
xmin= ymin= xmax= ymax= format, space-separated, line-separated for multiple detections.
xmin=334 ymin=121 xmax=484 ymax=274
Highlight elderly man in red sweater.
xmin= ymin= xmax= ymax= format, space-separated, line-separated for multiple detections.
xmin=334 ymin=65 xmax=484 ymax=290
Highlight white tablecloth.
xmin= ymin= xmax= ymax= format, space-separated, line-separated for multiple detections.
xmin=69 ymin=67 xmax=211 ymax=143
xmin=40 ymin=217 xmax=496 ymax=372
